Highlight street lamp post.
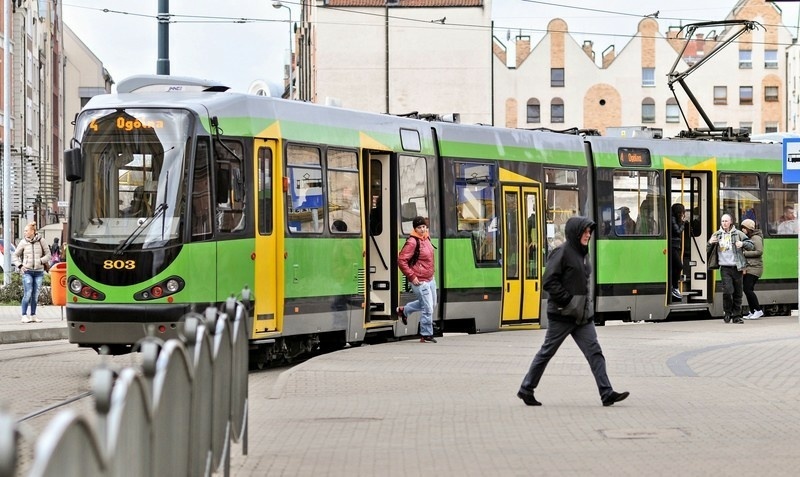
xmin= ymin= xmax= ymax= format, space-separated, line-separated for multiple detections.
xmin=272 ymin=1 xmax=292 ymax=99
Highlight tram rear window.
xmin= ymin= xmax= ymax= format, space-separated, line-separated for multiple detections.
xmin=618 ymin=148 xmax=651 ymax=167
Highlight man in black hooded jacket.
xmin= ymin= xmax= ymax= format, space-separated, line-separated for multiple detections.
xmin=517 ymin=216 xmax=629 ymax=407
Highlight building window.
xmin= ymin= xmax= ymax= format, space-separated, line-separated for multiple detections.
xmin=551 ymin=98 xmax=564 ymax=123
xmin=739 ymin=122 xmax=752 ymax=134
xmin=641 ymin=98 xmax=655 ymax=123
xmin=714 ymin=86 xmax=727 ymax=105
xmin=765 ymin=86 xmax=779 ymax=102
xmin=765 ymin=122 xmax=779 ymax=133
xmin=740 ymin=86 xmax=753 ymax=105
xmin=765 ymin=49 xmax=778 ymax=69
xmin=526 ymin=99 xmax=540 ymax=123
xmin=666 ymin=98 xmax=680 ymax=123
xmin=739 ymin=50 xmax=752 ymax=69
xmin=642 ymin=68 xmax=655 ymax=87
xmin=551 ymin=68 xmax=564 ymax=87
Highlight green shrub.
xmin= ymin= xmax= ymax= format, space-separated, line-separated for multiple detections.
xmin=0 ymin=272 xmax=53 ymax=305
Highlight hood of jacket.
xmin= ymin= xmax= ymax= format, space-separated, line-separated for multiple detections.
xmin=565 ymin=216 xmax=595 ymax=256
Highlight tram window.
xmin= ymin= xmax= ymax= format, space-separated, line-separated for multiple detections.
xmin=719 ymin=173 xmax=760 ymax=232
xmin=326 ymin=149 xmax=360 ymax=234
xmin=286 ymin=145 xmax=324 ymax=233
xmin=544 ymin=168 xmax=580 ymax=255
xmin=608 ymin=170 xmax=661 ymax=236
xmin=214 ymin=140 xmax=246 ymax=234
xmin=766 ymin=174 xmax=798 ymax=235
xmin=369 ymin=162 xmax=383 ymax=236
xmin=191 ymin=138 xmax=213 ymax=241
xmin=455 ymin=161 xmax=497 ymax=263
xmin=399 ymin=155 xmax=430 ymax=235
xmin=257 ymin=146 xmax=273 ymax=236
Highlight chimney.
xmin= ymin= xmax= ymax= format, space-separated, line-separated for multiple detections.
xmin=582 ymin=40 xmax=595 ymax=62
xmin=602 ymin=45 xmax=615 ymax=69
xmin=516 ymin=36 xmax=531 ymax=66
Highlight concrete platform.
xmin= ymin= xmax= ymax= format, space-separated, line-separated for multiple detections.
xmin=0 ymin=305 xmax=67 ymax=344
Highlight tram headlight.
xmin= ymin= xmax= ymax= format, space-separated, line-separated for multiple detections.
xmin=134 ymin=276 xmax=185 ymax=301
xmin=66 ymin=276 xmax=106 ymax=301
xmin=69 ymin=278 xmax=83 ymax=294
xmin=166 ymin=279 xmax=180 ymax=293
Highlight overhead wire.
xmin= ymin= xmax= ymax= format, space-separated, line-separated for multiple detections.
xmin=61 ymin=1 xmax=799 ymax=49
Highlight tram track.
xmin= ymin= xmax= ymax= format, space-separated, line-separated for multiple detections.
xmin=16 ymin=391 xmax=93 ymax=423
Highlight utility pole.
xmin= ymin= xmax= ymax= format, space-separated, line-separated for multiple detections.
xmin=3 ymin=0 xmax=12 ymax=284
xmin=157 ymin=0 xmax=170 ymax=75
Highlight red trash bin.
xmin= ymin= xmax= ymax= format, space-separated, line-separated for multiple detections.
xmin=50 ymin=262 xmax=68 ymax=306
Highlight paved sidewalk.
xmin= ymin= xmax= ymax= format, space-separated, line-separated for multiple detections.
xmin=0 ymin=305 xmax=68 ymax=344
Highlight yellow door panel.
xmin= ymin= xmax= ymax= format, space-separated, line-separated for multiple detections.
xmin=253 ymin=139 xmax=280 ymax=335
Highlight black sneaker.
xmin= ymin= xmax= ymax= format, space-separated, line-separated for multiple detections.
xmin=602 ymin=391 xmax=630 ymax=407
xmin=732 ymin=317 xmax=744 ymax=324
xmin=396 ymin=307 xmax=407 ymax=325
xmin=723 ymin=314 xmax=731 ymax=323
xmin=517 ymin=391 xmax=542 ymax=406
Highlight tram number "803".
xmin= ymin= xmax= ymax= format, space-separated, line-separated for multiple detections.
xmin=103 ymin=260 xmax=136 ymax=270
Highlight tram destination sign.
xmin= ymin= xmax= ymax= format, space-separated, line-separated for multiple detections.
xmin=782 ymin=137 xmax=800 ymax=184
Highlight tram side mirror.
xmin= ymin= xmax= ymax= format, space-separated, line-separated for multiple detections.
xmin=64 ymin=147 xmax=83 ymax=181
xmin=401 ymin=202 xmax=418 ymax=221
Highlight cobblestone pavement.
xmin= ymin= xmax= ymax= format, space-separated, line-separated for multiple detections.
xmin=230 ymin=316 xmax=800 ymax=476
xmin=3 ymin=309 xmax=800 ymax=475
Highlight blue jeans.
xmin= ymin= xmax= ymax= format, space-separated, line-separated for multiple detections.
xmin=22 ymin=270 xmax=45 ymax=316
xmin=404 ymin=279 xmax=437 ymax=337
xmin=519 ymin=318 xmax=614 ymax=401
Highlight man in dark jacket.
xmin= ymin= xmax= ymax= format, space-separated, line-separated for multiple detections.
xmin=517 ymin=216 xmax=629 ymax=407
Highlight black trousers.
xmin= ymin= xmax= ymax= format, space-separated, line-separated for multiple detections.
xmin=519 ymin=318 xmax=613 ymax=401
xmin=671 ymin=247 xmax=683 ymax=289
xmin=743 ymin=273 xmax=761 ymax=312
xmin=720 ymin=266 xmax=744 ymax=318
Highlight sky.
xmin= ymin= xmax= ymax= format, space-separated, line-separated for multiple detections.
xmin=61 ymin=0 xmax=800 ymax=94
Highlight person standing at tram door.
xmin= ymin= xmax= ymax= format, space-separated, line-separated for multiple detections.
xmin=708 ymin=214 xmax=753 ymax=324
xmin=397 ymin=216 xmax=438 ymax=343
xmin=517 ymin=216 xmax=629 ymax=407
xmin=740 ymin=219 xmax=764 ymax=320
xmin=670 ymin=203 xmax=687 ymax=301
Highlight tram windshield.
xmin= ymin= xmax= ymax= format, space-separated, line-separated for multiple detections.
xmin=69 ymin=108 xmax=191 ymax=248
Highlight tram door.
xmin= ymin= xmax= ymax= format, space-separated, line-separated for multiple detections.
xmin=668 ymin=171 xmax=711 ymax=305
xmin=365 ymin=153 xmax=393 ymax=322
xmin=253 ymin=139 xmax=279 ymax=334
xmin=501 ymin=185 xmax=543 ymax=324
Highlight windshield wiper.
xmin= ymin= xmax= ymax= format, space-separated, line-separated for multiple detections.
xmin=113 ymin=202 xmax=169 ymax=256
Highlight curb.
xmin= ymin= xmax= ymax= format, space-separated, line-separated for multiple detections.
xmin=0 ymin=327 xmax=69 ymax=344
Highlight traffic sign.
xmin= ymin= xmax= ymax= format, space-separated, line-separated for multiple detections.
xmin=782 ymin=138 xmax=800 ymax=183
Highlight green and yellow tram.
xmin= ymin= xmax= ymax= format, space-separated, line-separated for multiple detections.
xmin=62 ymin=75 xmax=797 ymax=363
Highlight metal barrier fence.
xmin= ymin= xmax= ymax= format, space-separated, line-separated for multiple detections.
xmin=0 ymin=300 xmax=249 ymax=477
